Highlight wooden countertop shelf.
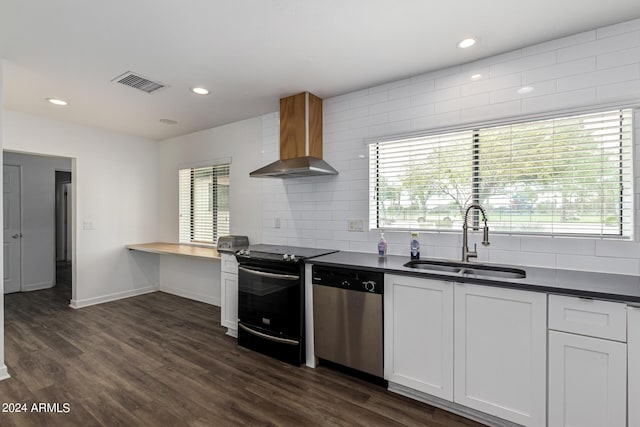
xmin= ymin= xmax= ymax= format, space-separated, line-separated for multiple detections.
xmin=127 ymin=242 xmax=221 ymax=260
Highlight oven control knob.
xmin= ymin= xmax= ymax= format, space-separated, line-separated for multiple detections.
xmin=283 ymin=254 xmax=290 ymax=261
xmin=289 ymin=255 xmax=297 ymax=262
xmin=363 ymin=281 xmax=376 ymax=292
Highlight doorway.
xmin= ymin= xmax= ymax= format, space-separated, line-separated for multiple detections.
xmin=2 ymin=151 xmax=73 ymax=304
xmin=55 ymin=171 xmax=72 ymax=299
xmin=3 ymin=164 xmax=21 ymax=294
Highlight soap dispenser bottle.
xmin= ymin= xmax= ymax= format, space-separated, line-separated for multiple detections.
xmin=410 ymin=232 xmax=420 ymax=260
xmin=378 ymin=232 xmax=388 ymax=257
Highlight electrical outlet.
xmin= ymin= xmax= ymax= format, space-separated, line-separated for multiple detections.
xmin=274 ymin=217 xmax=281 ymax=229
xmin=348 ymin=219 xmax=365 ymax=232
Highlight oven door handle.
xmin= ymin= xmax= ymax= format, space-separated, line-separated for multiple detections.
xmin=239 ymin=266 xmax=299 ymax=281
xmin=239 ymin=323 xmax=299 ymax=346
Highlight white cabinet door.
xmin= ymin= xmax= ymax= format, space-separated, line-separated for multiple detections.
xmin=548 ymin=330 xmax=626 ymax=427
xmin=220 ymin=253 xmax=239 ymax=338
xmin=454 ymin=283 xmax=547 ymax=427
xmin=628 ymin=306 xmax=640 ymax=427
xmin=220 ymin=271 xmax=238 ymax=337
xmin=384 ymin=274 xmax=454 ymax=400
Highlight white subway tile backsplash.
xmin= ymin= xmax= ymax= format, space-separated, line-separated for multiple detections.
xmin=349 ymin=90 xmax=389 ymax=109
xmin=460 ymin=100 xmax=522 ymax=123
xmin=521 ymin=31 xmax=596 ymax=57
xmin=490 ymin=80 xmax=557 ymax=104
xmin=557 ymin=254 xmax=640 ymax=275
xmin=460 ymin=50 xmax=523 ymax=72
xmin=596 ymin=18 xmax=640 ymax=39
xmin=435 ymin=93 xmax=490 ymax=114
xmin=368 ymin=119 xmax=412 ymax=137
xmin=597 ymin=47 xmax=640 ymax=69
xmin=596 ymin=79 xmax=640 ymax=101
xmin=261 ymin=18 xmax=640 ymax=275
xmin=490 ymin=51 xmax=557 ymax=77
xmin=521 ymin=88 xmax=596 ymax=113
xmin=595 ymin=240 xmax=640 ymax=258
xmin=325 ymin=105 xmax=368 ymax=124
xmin=389 ymin=103 xmax=436 ymax=122
xmin=460 ymin=73 xmax=522 ymax=97
xmin=558 ymin=32 xmax=640 ymax=63
xmin=557 ymin=64 xmax=640 ymax=92
xmin=520 ymin=236 xmax=595 ymax=255
xmin=388 ymin=79 xmax=435 ymax=100
xmin=410 ymin=111 xmax=462 ymax=131
xmin=522 ymin=57 xmax=596 ymax=85
xmin=411 ymin=86 xmax=460 ymax=106
xmin=349 ymin=112 xmax=389 ymax=130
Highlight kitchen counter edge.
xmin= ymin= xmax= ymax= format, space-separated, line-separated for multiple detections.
xmin=306 ymin=251 xmax=640 ymax=304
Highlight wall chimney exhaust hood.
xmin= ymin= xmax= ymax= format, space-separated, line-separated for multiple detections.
xmin=250 ymin=92 xmax=338 ymax=178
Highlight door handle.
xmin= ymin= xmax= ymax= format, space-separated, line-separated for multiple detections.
xmin=12 ymin=233 xmax=21 ymax=239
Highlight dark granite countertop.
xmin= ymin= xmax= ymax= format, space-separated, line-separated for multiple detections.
xmin=306 ymin=251 xmax=640 ymax=304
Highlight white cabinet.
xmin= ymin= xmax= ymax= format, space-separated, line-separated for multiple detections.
xmin=629 ymin=306 xmax=640 ymax=427
xmin=220 ymin=253 xmax=238 ymax=337
xmin=385 ymin=276 xmax=547 ymax=427
xmin=384 ymin=274 xmax=454 ymax=400
xmin=548 ymin=331 xmax=626 ymax=427
xmin=454 ymin=283 xmax=547 ymax=427
xmin=547 ymin=294 xmax=627 ymax=427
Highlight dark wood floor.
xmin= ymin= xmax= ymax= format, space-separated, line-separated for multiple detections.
xmin=1 ymin=267 xmax=485 ymax=427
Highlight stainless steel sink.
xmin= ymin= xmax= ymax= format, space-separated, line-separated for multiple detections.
xmin=403 ymin=260 xmax=462 ymax=273
xmin=459 ymin=266 xmax=526 ymax=279
xmin=403 ymin=259 xmax=526 ymax=279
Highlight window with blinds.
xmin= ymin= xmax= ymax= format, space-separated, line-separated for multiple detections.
xmin=369 ymin=109 xmax=633 ymax=237
xmin=179 ymin=164 xmax=230 ymax=244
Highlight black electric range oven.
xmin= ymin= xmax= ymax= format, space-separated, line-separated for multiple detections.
xmin=235 ymin=244 xmax=338 ymax=366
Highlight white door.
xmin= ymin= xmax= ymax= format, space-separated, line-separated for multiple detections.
xmin=384 ymin=274 xmax=454 ymax=400
xmin=548 ymin=330 xmax=626 ymax=427
xmin=3 ymin=164 xmax=21 ymax=294
xmin=454 ymin=283 xmax=547 ymax=427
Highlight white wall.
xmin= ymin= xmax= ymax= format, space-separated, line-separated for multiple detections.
xmin=262 ymin=18 xmax=640 ymax=275
xmin=157 ymin=115 xmax=263 ymax=304
xmin=3 ymin=110 xmax=160 ymax=307
xmin=3 ymin=152 xmax=71 ymax=291
xmin=0 ymin=59 xmax=9 ymax=380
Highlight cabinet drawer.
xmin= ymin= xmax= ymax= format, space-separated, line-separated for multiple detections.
xmin=221 ymin=253 xmax=238 ymax=274
xmin=549 ymin=294 xmax=626 ymax=341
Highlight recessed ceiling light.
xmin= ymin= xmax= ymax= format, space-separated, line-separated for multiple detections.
xmin=458 ymin=38 xmax=477 ymax=49
xmin=159 ymin=119 xmax=178 ymax=125
xmin=191 ymin=87 xmax=209 ymax=95
xmin=470 ymin=74 xmax=482 ymax=81
xmin=517 ymin=86 xmax=535 ymax=95
xmin=46 ymin=98 xmax=68 ymax=106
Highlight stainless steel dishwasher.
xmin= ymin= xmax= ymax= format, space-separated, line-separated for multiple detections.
xmin=312 ymin=265 xmax=384 ymax=378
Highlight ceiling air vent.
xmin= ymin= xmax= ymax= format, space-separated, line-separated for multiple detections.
xmin=111 ymin=71 xmax=167 ymax=94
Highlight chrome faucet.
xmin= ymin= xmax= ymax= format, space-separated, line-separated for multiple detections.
xmin=462 ymin=203 xmax=490 ymax=263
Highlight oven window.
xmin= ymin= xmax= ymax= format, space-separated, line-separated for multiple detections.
xmin=238 ymin=265 xmax=301 ymax=337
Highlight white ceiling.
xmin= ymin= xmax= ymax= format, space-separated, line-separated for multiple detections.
xmin=1 ymin=1 xmax=639 ymax=141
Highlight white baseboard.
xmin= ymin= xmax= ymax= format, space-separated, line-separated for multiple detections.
xmin=159 ymin=287 xmax=220 ymax=306
xmin=21 ymin=281 xmax=54 ymax=292
xmin=0 ymin=364 xmax=10 ymax=381
xmin=225 ymin=328 xmax=238 ymax=338
xmin=69 ymin=285 xmax=159 ymax=309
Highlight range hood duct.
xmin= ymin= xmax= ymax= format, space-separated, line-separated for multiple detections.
xmin=250 ymin=92 xmax=338 ymax=179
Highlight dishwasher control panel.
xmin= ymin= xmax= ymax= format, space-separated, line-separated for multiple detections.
xmin=312 ymin=265 xmax=383 ymax=294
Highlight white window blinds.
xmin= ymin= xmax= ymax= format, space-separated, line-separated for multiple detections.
xmin=179 ymin=164 xmax=230 ymax=244
xmin=370 ymin=108 xmax=633 ymax=237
